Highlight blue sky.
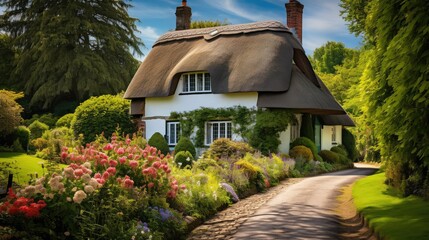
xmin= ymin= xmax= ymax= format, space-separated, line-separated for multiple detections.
xmin=130 ymin=0 xmax=362 ymax=60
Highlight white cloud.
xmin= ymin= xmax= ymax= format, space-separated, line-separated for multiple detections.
xmin=302 ymin=0 xmax=346 ymax=33
xmin=129 ymin=3 xmax=175 ymax=20
xmin=137 ymin=26 xmax=161 ymax=42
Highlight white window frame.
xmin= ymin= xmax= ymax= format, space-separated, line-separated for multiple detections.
xmin=290 ymin=123 xmax=299 ymax=142
xmin=331 ymin=126 xmax=337 ymax=145
xmin=182 ymin=72 xmax=211 ymax=93
xmin=205 ymin=121 xmax=232 ymax=145
xmin=166 ymin=121 xmax=180 ymax=146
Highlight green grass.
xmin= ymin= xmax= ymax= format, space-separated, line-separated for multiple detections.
xmin=353 ymin=172 xmax=429 ymax=240
xmin=0 ymin=152 xmax=67 ymax=185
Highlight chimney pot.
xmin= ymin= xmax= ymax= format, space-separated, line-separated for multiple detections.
xmin=182 ymin=0 xmax=187 ymax=6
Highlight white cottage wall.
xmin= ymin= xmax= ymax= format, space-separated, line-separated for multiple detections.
xmin=278 ymin=114 xmax=302 ymax=153
xmin=144 ymin=78 xmax=258 ymax=140
xmin=321 ymin=125 xmax=342 ymax=150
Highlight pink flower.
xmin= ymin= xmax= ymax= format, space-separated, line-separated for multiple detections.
xmin=127 ymin=153 xmax=134 ymax=159
xmin=126 ymin=138 xmax=131 ymax=145
xmin=119 ymin=157 xmax=127 ymax=164
xmin=96 ymin=178 xmax=105 ymax=185
xmin=74 ymin=169 xmax=84 ymax=177
xmin=109 ymin=160 xmax=118 ymax=167
xmin=61 ymin=151 xmax=68 ymax=159
xmin=100 ymin=159 xmax=108 ymax=166
xmin=124 ymin=179 xmax=134 ymax=188
xmin=152 ymin=161 xmax=161 ymax=169
xmin=116 ymin=147 xmax=125 ymax=155
xmin=129 ymin=160 xmax=138 ymax=169
xmin=103 ymin=143 xmax=114 ymax=151
xmin=180 ymin=184 xmax=186 ymax=190
xmin=106 ymin=167 xmax=116 ymax=175
xmin=102 ymin=171 xmax=110 ymax=180
xmin=148 ymin=182 xmax=154 ymax=188
xmin=94 ymin=173 xmax=102 ymax=179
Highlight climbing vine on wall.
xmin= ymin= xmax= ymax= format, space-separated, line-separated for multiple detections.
xmin=170 ymin=106 xmax=295 ymax=155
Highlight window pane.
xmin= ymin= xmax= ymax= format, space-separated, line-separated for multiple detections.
xmin=213 ymin=123 xmax=219 ymax=141
xmin=197 ymin=73 xmax=203 ymax=91
xmin=204 ymin=73 xmax=211 ymax=91
xmin=189 ymin=74 xmax=195 ymax=91
xmin=183 ymin=74 xmax=188 ymax=92
xmin=220 ymin=123 xmax=225 ymax=138
xmin=227 ymin=122 xmax=232 ymax=139
xmin=176 ymin=124 xmax=180 ymax=144
xmin=206 ymin=123 xmax=211 ymax=144
xmin=170 ymin=124 xmax=175 ymax=144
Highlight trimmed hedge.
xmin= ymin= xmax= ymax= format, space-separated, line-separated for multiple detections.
xmin=290 ymin=137 xmax=318 ymax=159
xmin=71 ymin=95 xmax=136 ymax=143
xmin=331 ymin=146 xmax=348 ymax=157
xmin=174 ymin=137 xmax=196 ymax=158
xmin=28 ymin=120 xmax=49 ymax=139
xmin=319 ymin=150 xmax=339 ymax=164
xmin=174 ymin=151 xmax=194 ymax=168
xmin=56 ymin=113 xmax=74 ymax=128
xmin=342 ymin=128 xmax=359 ymax=161
xmin=148 ymin=132 xmax=170 ymax=155
xmin=289 ymin=145 xmax=313 ymax=162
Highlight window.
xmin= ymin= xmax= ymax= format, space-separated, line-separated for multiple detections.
xmin=205 ymin=121 xmax=232 ymax=145
xmin=166 ymin=122 xmax=180 ymax=145
xmin=331 ymin=126 xmax=337 ymax=144
xmin=182 ymin=72 xmax=211 ymax=93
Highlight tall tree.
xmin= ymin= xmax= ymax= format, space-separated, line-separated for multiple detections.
xmin=309 ymin=41 xmax=353 ymax=74
xmin=0 ymin=0 xmax=143 ymax=112
xmin=0 ymin=90 xmax=23 ymax=135
xmin=342 ymin=0 xmax=429 ymax=197
xmin=0 ymin=34 xmax=16 ymax=89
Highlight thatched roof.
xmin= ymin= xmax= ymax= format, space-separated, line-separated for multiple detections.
xmin=125 ymin=20 xmax=348 ymax=116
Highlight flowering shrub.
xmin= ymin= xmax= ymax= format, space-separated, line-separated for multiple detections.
xmin=0 ymin=134 xmax=186 ymax=239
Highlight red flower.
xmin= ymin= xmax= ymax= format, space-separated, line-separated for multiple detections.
xmin=116 ymin=147 xmax=125 ymax=155
xmin=103 ymin=143 xmax=114 ymax=151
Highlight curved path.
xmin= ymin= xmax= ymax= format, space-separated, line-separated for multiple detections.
xmin=232 ymin=164 xmax=378 ymax=239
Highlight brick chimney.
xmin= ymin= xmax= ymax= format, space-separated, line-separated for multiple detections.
xmin=175 ymin=0 xmax=192 ymax=30
xmin=285 ymin=0 xmax=304 ymax=43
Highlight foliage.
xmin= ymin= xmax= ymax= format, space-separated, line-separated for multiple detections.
xmin=191 ymin=20 xmax=229 ymax=29
xmin=299 ymin=114 xmax=314 ymax=142
xmin=0 ymin=90 xmax=23 ymax=135
xmin=148 ymin=132 xmax=170 ymax=156
xmin=174 ymin=151 xmax=194 ymax=169
xmin=55 ymin=113 xmax=74 ymax=128
xmin=33 ymin=127 xmax=76 ymax=162
xmin=331 ymin=146 xmax=348 ymax=157
xmin=71 ymin=95 xmax=136 ymax=144
xmin=309 ymin=41 xmax=355 ymax=74
xmin=342 ymin=128 xmax=359 ymax=161
xmin=15 ymin=126 xmax=30 ymax=151
xmin=290 ymin=137 xmax=318 ymax=159
xmin=174 ymin=137 xmax=196 ymax=159
xmin=0 ymin=136 xmax=185 ymax=239
xmin=24 ymin=113 xmax=58 ymax=129
xmin=234 ymin=156 xmax=266 ymax=192
xmin=28 ymin=120 xmax=49 ymax=140
xmin=249 ymin=109 xmax=295 ymax=155
xmin=0 ymin=0 xmax=142 ymax=111
xmin=353 ymin=172 xmax=429 ymax=239
xmin=0 ymin=34 xmax=15 ymax=89
xmin=170 ymin=106 xmax=255 ymax=147
xmin=204 ymin=138 xmax=254 ymax=160
xmin=341 ymin=0 xmax=429 ymax=196
xmin=289 ymin=146 xmax=313 ymax=162
xmin=319 ymin=150 xmax=339 ymax=164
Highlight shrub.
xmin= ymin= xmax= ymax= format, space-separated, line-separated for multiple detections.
xmin=15 ymin=126 xmax=30 ymax=151
xmin=319 ymin=150 xmax=340 ymax=164
xmin=315 ymin=154 xmax=323 ymax=162
xmin=174 ymin=151 xmax=194 ymax=168
xmin=205 ymin=138 xmax=254 ymax=159
xmin=25 ymin=113 xmax=58 ymax=129
xmin=0 ymin=90 xmax=23 ymax=136
xmin=55 ymin=113 xmax=74 ymax=128
xmin=289 ymin=146 xmax=313 ymax=162
xmin=148 ymin=132 xmax=170 ymax=155
xmin=290 ymin=137 xmax=318 ymax=159
xmin=174 ymin=137 xmax=196 ymax=158
xmin=234 ymin=157 xmax=266 ymax=192
xmin=71 ymin=95 xmax=136 ymax=143
xmin=331 ymin=146 xmax=348 ymax=157
xmin=28 ymin=120 xmax=49 ymax=139
xmin=300 ymin=114 xmax=315 ymax=142
xmin=342 ymin=128 xmax=359 ymax=161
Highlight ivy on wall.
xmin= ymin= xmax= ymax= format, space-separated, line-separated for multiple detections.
xmin=170 ymin=106 xmax=295 ymax=155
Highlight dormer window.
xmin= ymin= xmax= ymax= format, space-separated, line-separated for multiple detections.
xmin=182 ymin=72 xmax=211 ymax=93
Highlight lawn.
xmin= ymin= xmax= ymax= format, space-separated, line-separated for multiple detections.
xmin=0 ymin=152 xmax=67 ymax=186
xmin=353 ymin=172 xmax=429 ymax=240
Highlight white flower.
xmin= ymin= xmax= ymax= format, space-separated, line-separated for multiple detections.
xmin=84 ymin=185 xmax=95 ymax=194
xmin=83 ymin=162 xmax=91 ymax=169
xmin=73 ymin=190 xmax=87 ymax=204
xmin=81 ymin=174 xmax=91 ymax=183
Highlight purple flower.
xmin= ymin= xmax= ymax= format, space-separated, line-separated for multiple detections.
xmin=220 ymin=182 xmax=240 ymax=203
xmin=159 ymin=208 xmax=173 ymax=221
xmin=137 ymin=221 xmax=150 ymax=233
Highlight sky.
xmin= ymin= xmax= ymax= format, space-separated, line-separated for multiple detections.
xmin=130 ymin=0 xmax=362 ymax=60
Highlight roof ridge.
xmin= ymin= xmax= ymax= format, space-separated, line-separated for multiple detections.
xmin=154 ymin=20 xmax=291 ymax=46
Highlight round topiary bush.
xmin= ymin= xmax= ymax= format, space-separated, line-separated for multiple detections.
xmin=71 ymin=95 xmax=136 ymax=143
xmin=290 ymin=137 xmax=318 ymax=159
xmin=148 ymin=132 xmax=170 ymax=155
xmin=289 ymin=145 xmax=313 ymax=161
xmin=331 ymin=146 xmax=348 ymax=157
xmin=174 ymin=137 xmax=196 ymax=158
xmin=319 ymin=150 xmax=340 ymax=164
xmin=56 ymin=113 xmax=74 ymax=128
xmin=205 ymin=138 xmax=254 ymax=159
xmin=174 ymin=151 xmax=194 ymax=168
xmin=28 ymin=120 xmax=49 ymax=139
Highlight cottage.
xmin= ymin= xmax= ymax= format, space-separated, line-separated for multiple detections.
xmin=125 ymin=0 xmax=354 ymax=154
